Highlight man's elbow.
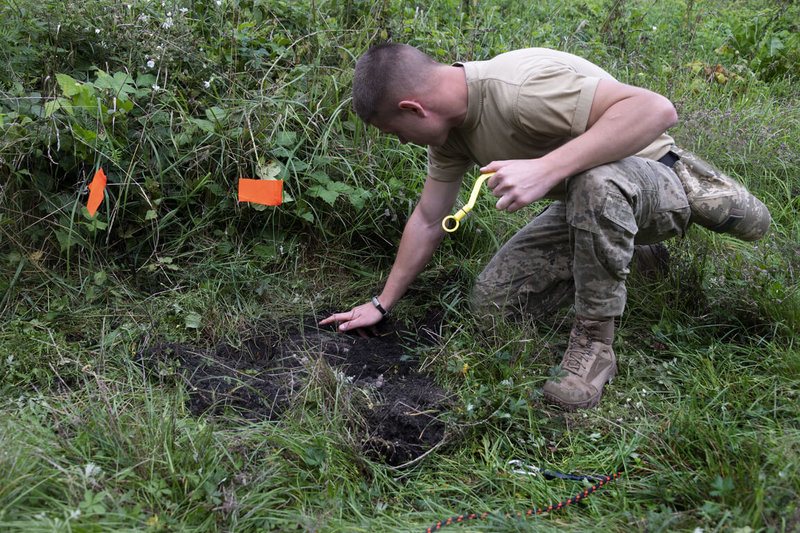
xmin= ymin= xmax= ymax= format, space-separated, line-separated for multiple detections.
xmin=657 ymin=96 xmax=678 ymax=130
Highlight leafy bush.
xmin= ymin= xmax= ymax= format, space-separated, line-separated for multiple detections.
xmin=0 ymin=0 xmax=415 ymax=276
xmin=715 ymin=4 xmax=800 ymax=81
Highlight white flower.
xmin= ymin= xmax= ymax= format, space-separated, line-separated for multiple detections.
xmin=162 ymin=16 xmax=173 ymax=29
xmin=216 ymin=0 xmax=221 ymax=5
xmin=84 ymin=463 xmax=102 ymax=479
xmin=147 ymin=59 xmax=155 ymax=68
xmin=203 ymin=80 xmax=211 ymax=88
xmin=179 ymin=7 xmax=188 ymax=14
xmin=95 ymin=28 xmax=102 ymax=34
xmin=152 ymin=84 xmax=160 ymax=91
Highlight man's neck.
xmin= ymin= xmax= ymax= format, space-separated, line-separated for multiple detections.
xmin=430 ymin=65 xmax=468 ymax=129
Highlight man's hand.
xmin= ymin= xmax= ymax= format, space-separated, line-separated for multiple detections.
xmin=481 ymin=159 xmax=560 ymax=212
xmin=319 ymin=302 xmax=384 ymax=337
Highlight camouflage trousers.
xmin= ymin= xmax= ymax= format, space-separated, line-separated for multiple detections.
xmin=470 ymin=156 xmax=691 ymax=321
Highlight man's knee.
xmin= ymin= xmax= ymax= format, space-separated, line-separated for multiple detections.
xmin=469 ymin=275 xmax=575 ymax=324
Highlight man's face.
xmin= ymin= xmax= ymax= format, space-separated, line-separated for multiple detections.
xmin=370 ymin=107 xmax=450 ymax=147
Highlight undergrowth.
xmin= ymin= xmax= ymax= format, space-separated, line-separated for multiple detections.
xmin=1 ymin=0 xmax=799 ymax=531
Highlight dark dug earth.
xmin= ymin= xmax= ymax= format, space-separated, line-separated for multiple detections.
xmin=138 ymin=313 xmax=452 ymax=466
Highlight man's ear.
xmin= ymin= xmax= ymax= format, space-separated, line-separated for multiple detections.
xmin=397 ymin=100 xmax=427 ymax=117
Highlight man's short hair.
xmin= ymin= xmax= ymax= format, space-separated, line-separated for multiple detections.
xmin=352 ymin=43 xmax=438 ymax=123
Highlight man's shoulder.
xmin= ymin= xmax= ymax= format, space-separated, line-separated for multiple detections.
xmin=462 ymin=48 xmax=614 ymax=84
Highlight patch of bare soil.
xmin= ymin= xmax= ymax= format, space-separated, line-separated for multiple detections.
xmin=138 ymin=312 xmax=451 ymax=466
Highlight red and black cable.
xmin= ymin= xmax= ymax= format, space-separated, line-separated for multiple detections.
xmin=424 ymin=471 xmax=623 ymax=533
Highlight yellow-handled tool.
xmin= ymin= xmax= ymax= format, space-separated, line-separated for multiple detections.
xmin=441 ymin=172 xmax=495 ymax=232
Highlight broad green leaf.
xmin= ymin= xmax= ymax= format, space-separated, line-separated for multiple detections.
xmin=91 ymin=219 xmax=108 ymax=231
xmin=291 ymin=160 xmax=309 ymax=172
xmin=135 ymin=73 xmax=156 ymax=98
xmin=256 ymin=161 xmax=282 ymax=180
xmin=118 ymin=99 xmax=134 ymax=113
xmin=44 ymin=97 xmax=73 ymax=118
xmin=308 ymin=170 xmax=329 ymax=184
xmin=768 ymin=36 xmax=785 ymax=57
xmin=312 ymin=155 xmax=334 ymax=165
xmin=307 ymin=185 xmax=338 ymax=205
xmin=205 ymin=106 xmax=228 ymax=123
xmin=94 ymin=70 xmax=135 ymax=99
xmin=275 ymin=130 xmax=296 ymax=147
xmin=325 ymin=181 xmax=353 ymax=194
xmin=43 ymin=100 xmax=59 ymax=118
xmin=73 ymin=125 xmax=98 ymax=143
xmin=113 ymin=71 xmax=136 ymax=97
xmin=136 ymin=73 xmax=156 ymax=86
xmin=190 ymin=118 xmax=216 ymax=133
xmin=55 ymin=230 xmax=80 ymax=251
xmin=271 ymin=146 xmax=292 ymax=158
xmin=93 ymin=271 xmax=107 ymax=285
xmin=55 ymin=73 xmax=81 ymax=97
xmin=72 ymin=85 xmax=97 ymax=108
xmin=253 ymin=243 xmax=276 ymax=259
xmin=184 ymin=312 xmax=202 ymax=329
xmin=348 ymin=189 xmax=370 ymax=210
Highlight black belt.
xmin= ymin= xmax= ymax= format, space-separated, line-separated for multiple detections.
xmin=658 ymin=150 xmax=680 ymax=168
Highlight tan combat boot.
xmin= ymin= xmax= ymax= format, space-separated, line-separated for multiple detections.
xmin=671 ymin=148 xmax=771 ymax=241
xmin=543 ymin=315 xmax=617 ymax=411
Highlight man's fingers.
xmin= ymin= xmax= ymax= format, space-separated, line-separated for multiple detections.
xmin=319 ymin=310 xmax=355 ymax=327
xmin=496 ymin=194 xmax=513 ymax=211
xmin=319 ymin=303 xmax=383 ymax=334
xmin=480 ymin=160 xmax=506 ymax=174
xmin=485 ymin=172 xmax=501 ymax=191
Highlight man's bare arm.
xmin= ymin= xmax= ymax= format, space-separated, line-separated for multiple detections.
xmin=482 ymin=79 xmax=677 ymax=212
xmin=319 ymin=177 xmax=463 ymax=333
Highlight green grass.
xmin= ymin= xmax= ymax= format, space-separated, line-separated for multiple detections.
xmin=2 ymin=0 xmax=800 ymax=531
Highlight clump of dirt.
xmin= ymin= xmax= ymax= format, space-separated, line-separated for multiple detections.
xmin=138 ymin=312 xmax=452 ymax=466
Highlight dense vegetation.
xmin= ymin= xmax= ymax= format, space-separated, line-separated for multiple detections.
xmin=1 ymin=0 xmax=798 ymax=531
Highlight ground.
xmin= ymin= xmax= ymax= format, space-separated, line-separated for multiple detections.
xmin=138 ymin=311 xmax=451 ymax=466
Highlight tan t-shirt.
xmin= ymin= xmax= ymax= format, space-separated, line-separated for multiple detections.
xmin=427 ymin=48 xmax=674 ymax=200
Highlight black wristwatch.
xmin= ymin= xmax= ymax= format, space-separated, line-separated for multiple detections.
xmin=371 ymin=296 xmax=389 ymax=317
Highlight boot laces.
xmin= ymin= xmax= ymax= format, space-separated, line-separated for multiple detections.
xmin=561 ymin=322 xmax=594 ymax=375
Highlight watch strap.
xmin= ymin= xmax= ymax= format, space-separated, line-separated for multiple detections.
xmin=371 ymin=296 xmax=389 ymax=316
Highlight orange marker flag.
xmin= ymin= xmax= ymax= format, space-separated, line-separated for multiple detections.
xmin=86 ymin=168 xmax=107 ymax=216
xmin=238 ymin=179 xmax=283 ymax=206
